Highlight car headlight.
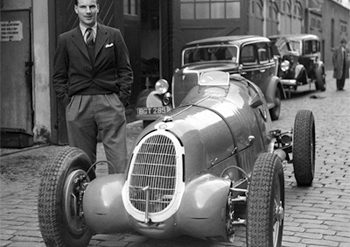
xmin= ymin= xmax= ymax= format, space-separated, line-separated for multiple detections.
xmin=155 ymin=79 xmax=169 ymax=94
xmin=280 ymin=60 xmax=290 ymax=72
xmin=162 ymin=92 xmax=172 ymax=106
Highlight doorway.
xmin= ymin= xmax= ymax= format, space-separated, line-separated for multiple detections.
xmin=140 ymin=0 xmax=161 ymax=90
xmin=1 ymin=10 xmax=33 ymax=147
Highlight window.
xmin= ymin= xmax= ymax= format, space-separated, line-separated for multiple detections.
xmin=269 ymin=3 xmax=278 ymax=21
xmin=340 ymin=20 xmax=348 ymax=34
xmin=124 ymin=0 xmax=139 ymax=16
xmin=251 ymin=0 xmax=263 ymax=18
xmin=304 ymin=40 xmax=319 ymax=55
xmin=331 ymin=18 xmax=334 ymax=48
xmin=240 ymin=44 xmax=257 ymax=65
xmin=182 ymin=45 xmax=238 ymax=65
xmin=180 ymin=0 xmax=240 ymax=20
xmin=295 ymin=2 xmax=302 ymax=19
xmin=256 ymin=43 xmax=269 ymax=63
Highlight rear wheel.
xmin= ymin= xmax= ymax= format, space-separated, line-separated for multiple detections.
xmin=38 ymin=147 xmax=95 ymax=247
xmin=247 ymin=153 xmax=284 ymax=247
xmin=293 ymin=110 xmax=315 ymax=186
xmin=269 ymin=88 xmax=282 ymax=121
xmin=315 ymin=66 xmax=326 ymax=91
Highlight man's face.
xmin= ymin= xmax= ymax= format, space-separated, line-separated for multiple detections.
xmin=75 ymin=0 xmax=99 ymax=27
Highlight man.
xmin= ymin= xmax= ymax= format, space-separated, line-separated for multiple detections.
xmin=332 ymin=38 xmax=349 ymax=91
xmin=53 ymin=0 xmax=133 ymax=173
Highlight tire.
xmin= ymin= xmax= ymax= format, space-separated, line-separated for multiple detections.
xmin=269 ymin=88 xmax=281 ymax=121
xmin=247 ymin=153 xmax=285 ymax=247
xmin=293 ymin=110 xmax=316 ymax=186
xmin=38 ymin=147 xmax=95 ymax=247
xmin=315 ymin=66 xmax=326 ymax=91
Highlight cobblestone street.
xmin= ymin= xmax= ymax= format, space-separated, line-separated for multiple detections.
xmin=1 ymin=72 xmax=350 ymax=247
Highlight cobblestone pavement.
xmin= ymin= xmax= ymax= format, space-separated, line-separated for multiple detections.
xmin=1 ymin=72 xmax=349 ymax=247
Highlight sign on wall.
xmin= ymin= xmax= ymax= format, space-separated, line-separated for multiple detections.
xmin=1 ymin=20 xmax=23 ymax=41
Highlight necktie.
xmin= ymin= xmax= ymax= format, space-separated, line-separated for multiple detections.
xmin=85 ymin=28 xmax=94 ymax=46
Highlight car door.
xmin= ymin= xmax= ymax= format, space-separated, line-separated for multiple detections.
xmin=239 ymin=43 xmax=261 ymax=85
xmin=255 ymin=42 xmax=277 ymax=94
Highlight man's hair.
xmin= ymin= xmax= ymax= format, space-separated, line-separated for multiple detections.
xmin=75 ymin=0 xmax=99 ymax=5
xmin=341 ymin=38 xmax=347 ymax=44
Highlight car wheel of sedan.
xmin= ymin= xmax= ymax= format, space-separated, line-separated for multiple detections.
xmin=247 ymin=153 xmax=284 ymax=247
xmin=315 ymin=69 xmax=326 ymax=92
xmin=269 ymin=88 xmax=281 ymax=121
xmin=38 ymin=147 xmax=95 ymax=247
xmin=293 ymin=110 xmax=316 ymax=186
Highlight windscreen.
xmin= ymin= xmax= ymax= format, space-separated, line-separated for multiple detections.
xmin=183 ymin=45 xmax=238 ymax=65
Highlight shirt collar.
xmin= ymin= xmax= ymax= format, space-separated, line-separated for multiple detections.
xmin=79 ymin=23 xmax=97 ymax=37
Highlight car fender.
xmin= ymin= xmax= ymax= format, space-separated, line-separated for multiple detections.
xmin=265 ymin=76 xmax=285 ymax=107
xmin=176 ymin=173 xmax=231 ymax=241
xmin=83 ymin=174 xmax=132 ymax=234
xmin=136 ymin=89 xmax=163 ymax=108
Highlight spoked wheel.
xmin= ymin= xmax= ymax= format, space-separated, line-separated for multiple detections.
xmin=247 ymin=153 xmax=285 ymax=247
xmin=38 ymin=147 xmax=95 ymax=247
xmin=293 ymin=110 xmax=316 ymax=186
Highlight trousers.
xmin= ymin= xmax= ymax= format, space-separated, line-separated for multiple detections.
xmin=66 ymin=94 xmax=127 ymax=173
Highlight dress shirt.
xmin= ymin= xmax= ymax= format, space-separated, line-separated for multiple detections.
xmin=80 ymin=23 xmax=97 ymax=43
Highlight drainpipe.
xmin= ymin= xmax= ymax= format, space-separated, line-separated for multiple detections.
xmin=263 ymin=0 xmax=267 ymax=36
xmin=159 ymin=0 xmax=163 ymax=78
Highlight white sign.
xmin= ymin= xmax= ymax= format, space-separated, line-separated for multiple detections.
xmin=1 ymin=21 xmax=23 ymax=42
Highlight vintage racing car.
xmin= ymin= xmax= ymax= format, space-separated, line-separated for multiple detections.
xmin=269 ymin=34 xmax=326 ymax=95
xmin=38 ymin=71 xmax=315 ymax=247
xmin=137 ymin=35 xmax=285 ymax=124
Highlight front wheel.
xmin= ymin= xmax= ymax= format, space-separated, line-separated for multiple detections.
xmin=293 ymin=110 xmax=316 ymax=186
xmin=38 ymin=147 xmax=95 ymax=247
xmin=269 ymin=88 xmax=282 ymax=121
xmin=247 ymin=153 xmax=285 ymax=247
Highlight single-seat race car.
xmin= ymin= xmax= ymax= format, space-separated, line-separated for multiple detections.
xmin=38 ymin=71 xmax=316 ymax=247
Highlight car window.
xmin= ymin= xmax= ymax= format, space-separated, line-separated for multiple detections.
xmin=303 ymin=40 xmax=319 ymax=55
xmin=288 ymin=40 xmax=301 ymax=54
xmin=240 ymin=44 xmax=257 ymax=65
xmin=256 ymin=43 xmax=269 ymax=64
xmin=183 ymin=45 xmax=238 ymax=65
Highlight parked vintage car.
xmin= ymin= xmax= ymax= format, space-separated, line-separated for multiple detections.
xmin=38 ymin=71 xmax=316 ymax=247
xmin=269 ymin=34 xmax=326 ymax=94
xmin=136 ymin=35 xmax=285 ymax=123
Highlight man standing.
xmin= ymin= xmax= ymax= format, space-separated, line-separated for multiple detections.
xmin=53 ymin=0 xmax=133 ymax=173
xmin=332 ymin=38 xmax=349 ymax=91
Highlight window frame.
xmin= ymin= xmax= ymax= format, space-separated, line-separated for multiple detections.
xmin=180 ymin=0 xmax=241 ymax=20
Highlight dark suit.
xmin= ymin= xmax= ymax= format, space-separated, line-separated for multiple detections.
xmin=53 ymin=24 xmax=133 ymax=173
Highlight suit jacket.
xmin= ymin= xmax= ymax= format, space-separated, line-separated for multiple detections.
xmin=53 ymin=24 xmax=133 ymax=105
xmin=332 ymin=46 xmax=349 ymax=80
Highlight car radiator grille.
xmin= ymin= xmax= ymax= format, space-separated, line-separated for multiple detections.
xmin=128 ymin=134 xmax=179 ymax=213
